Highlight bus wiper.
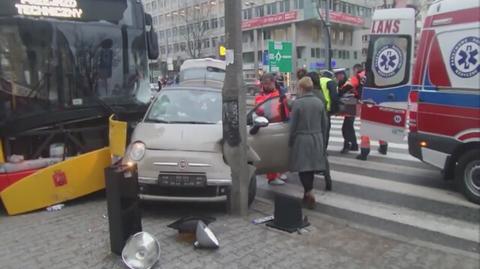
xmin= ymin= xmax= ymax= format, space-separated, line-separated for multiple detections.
xmin=169 ymin=120 xmax=216 ymax=124
xmin=145 ymin=119 xmax=170 ymax=123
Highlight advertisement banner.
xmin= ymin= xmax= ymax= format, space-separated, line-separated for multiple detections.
xmin=242 ymin=11 xmax=298 ymax=30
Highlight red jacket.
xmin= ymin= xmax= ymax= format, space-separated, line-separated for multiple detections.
xmin=254 ymin=89 xmax=289 ymax=122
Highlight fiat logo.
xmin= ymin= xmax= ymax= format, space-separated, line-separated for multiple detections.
xmin=178 ymin=160 xmax=188 ymax=170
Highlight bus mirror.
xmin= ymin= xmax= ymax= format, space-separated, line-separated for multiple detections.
xmin=145 ymin=14 xmax=159 ymax=60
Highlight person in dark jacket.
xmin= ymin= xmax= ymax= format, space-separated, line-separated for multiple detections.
xmin=289 ymin=77 xmax=329 ymax=209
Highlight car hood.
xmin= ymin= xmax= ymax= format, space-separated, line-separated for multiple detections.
xmin=132 ymin=122 xmax=223 ymax=152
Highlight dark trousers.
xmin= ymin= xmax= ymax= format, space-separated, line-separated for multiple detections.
xmin=326 ymin=114 xmax=331 ymax=148
xmin=299 ymin=171 xmax=315 ymax=193
xmin=342 ymin=116 xmax=358 ymax=147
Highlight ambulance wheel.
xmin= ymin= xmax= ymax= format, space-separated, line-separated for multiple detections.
xmin=456 ymin=150 xmax=480 ymax=205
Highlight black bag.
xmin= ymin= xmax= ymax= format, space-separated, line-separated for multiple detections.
xmin=338 ymin=94 xmax=358 ymax=116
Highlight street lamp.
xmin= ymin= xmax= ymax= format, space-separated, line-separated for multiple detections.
xmin=312 ymin=0 xmax=332 ymax=70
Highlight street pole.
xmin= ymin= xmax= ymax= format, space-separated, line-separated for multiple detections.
xmin=325 ymin=0 xmax=332 ymax=70
xmin=223 ymin=0 xmax=249 ymax=216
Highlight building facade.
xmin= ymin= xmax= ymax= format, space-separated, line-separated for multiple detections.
xmin=143 ymin=0 xmax=375 ymax=77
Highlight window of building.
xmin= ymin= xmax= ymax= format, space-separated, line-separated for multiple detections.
xmin=202 ymin=20 xmax=209 ymax=30
xmin=174 ymin=44 xmax=179 ymax=52
xmin=159 ymin=30 xmax=165 ymax=39
xmin=243 ymin=8 xmax=253 ymax=20
xmin=267 ymin=3 xmax=277 ymax=15
xmin=152 ymin=0 xmax=157 ymax=10
xmin=297 ymin=46 xmax=305 ymax=59
xmin=263 ymin=30 xmax=271 ymax=40
xmin=160 ymin=46 xmax=166 ymax=54
xmin=211 ymin=18 xmax=219 ymax=28
xmin=279 ymin=0 xmax=290 ymax=12
xmin=255 ymin=5 xmax=265 ymax=17
xmin=146 ymin=2 xmax=151 ymax=11
xmin=320 ymin=48 xmax=326 ymax=58
xmin=172 ymin=27 xmax=178 ymax=37
xmin=179 ymin=26 xmax=186 ymax=35
xmin=203 ymin=39 xmax=210 ymax=48
xmin=294 ymin=0 xmax=304 ymax=9
xmin=339 ymin=30 xmax=344 ymax=44
xmin=167 ymin=45 xmax=172 ymax=53
xmin=166 ymin=29 xmax=171 ymax=38
xmin=180 ymin=43 xmax=186 ymax=52
xmin=220 ymin=36 xmax=225 ymax=43
xmin=354 ymin=51 xmax=358 ymax=60
xmin=311 ymin=48 xmax=315 ymax=58
xmin=220 ymin=17 xmax=225 ymax=27
xmin=212 ymin=37 xmax=218 ymax=47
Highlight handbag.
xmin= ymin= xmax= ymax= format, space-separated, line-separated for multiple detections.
xmin=337 ymin=94 xmax=358 ymax=117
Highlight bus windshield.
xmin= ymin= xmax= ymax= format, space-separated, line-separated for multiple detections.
xmin=0 ymin=0 xmax=150 ymax=129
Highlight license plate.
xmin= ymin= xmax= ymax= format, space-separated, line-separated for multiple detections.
xmin=158 ymin=173 xmax=206 ymax=187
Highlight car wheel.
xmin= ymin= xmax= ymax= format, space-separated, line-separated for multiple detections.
xmin=456 ymin=150 xmax=480 ymax=205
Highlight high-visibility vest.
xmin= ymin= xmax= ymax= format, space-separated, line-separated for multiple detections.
xmin=319 ymin=77 xmax=332 ymax=112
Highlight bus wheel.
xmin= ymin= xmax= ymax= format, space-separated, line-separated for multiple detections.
xmin=456 ymin=150 xmax=480 ymax=205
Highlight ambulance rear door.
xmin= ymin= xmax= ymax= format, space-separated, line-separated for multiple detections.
xmin=360 ymin=8 xmax=416 ymax=143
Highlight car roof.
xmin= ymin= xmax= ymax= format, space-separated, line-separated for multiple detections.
xmin=160 ymin=85 xmax=222 ymax=93
xmin=180 ymin=58 xmax=226 ymax=71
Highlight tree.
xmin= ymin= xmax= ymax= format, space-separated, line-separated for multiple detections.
xmin=180 ymin=0 xmax=212 ymax=59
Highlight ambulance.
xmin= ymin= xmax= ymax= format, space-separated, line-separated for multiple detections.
xmin=360 ymin=0 xmax=480 ymax=204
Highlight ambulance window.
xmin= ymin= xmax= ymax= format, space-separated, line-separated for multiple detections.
xmin=366 ymin=35 xmax=411 ymax=88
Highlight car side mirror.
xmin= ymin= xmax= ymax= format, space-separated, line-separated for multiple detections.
xmin=250 ymin=116 xmax=269 ymax=135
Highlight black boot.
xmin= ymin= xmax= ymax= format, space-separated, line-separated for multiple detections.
xmin=356 ymin=148 xmax=369 ymax=161
xmin=340 ymin=142 xmax=350 ymax=154
xmin=350 ymin=143 xmax=359 ymax=152
xmin=325 ymin=174 xmax=332 ymax=191
xmin=378 ymin=144 xmax=388 ymax=155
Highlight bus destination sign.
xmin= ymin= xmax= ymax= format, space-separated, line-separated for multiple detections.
xmin=15 ymin=0 xmax=83 ymax=19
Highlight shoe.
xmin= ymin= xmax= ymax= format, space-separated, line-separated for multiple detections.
xmin=268 ymin=178 xmax=285 ymax=185
xmin=356 ymin=148 xmax=369 ymax=161
xmin=279 ymin=173 xmax=288 ymax=181
xmin=378 ymin=144 xmax=388 ymax=155
xmin=304 ymin=193 xmax=316 ymax=209
xmin=350 ymin=144 xmax=359 ymax=151
xmin=340 ymin=142 xmax=350 ymax=154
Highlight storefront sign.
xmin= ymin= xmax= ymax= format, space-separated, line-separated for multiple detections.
xmin=242 ymin=11 xmax=298 ymax=30
xmin=15 ymin=0 xmax=83 ymax=18
xmin=320 ymin=10 xmax=364 ymax=26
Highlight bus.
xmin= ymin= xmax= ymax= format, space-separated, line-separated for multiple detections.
xmin=0 ymin=0 xmax=159 ymax=214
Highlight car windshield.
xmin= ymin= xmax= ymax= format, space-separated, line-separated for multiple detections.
xmin=180 ymin=67 xmax=225 ymax=82
xmin=145 ymin=88 xmax=222 ymax=124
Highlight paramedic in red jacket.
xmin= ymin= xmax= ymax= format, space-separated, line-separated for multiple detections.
xmin=254 ymin=73 xmax=288 ymax=185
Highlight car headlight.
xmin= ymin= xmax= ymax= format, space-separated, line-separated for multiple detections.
xmin=129 ymin=142 xmax=146 ymax=161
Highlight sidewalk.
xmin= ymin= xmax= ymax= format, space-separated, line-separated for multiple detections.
xmin=0 ymin=192 xmax=478 ymax=269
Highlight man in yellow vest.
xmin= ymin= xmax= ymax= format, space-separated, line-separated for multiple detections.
xmin=319 ymin=70 xmax=339 ymax=147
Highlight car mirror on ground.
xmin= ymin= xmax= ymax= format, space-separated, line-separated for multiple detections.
xmin=250 ymin=116 xmax=269 ymax=135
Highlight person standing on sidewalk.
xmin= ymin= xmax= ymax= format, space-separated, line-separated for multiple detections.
xmin=289 ymin=77 xmax=329 ymax=209
xmin=255 ymin=73 xmax=287 ymax=185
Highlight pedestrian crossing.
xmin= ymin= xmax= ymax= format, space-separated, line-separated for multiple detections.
xmin=256 ymin=116 xmax=480 ymax=254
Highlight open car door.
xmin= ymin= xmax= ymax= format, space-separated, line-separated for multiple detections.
xmin=360 ymin=8 xmax=416 ymax=143
xmin=247 ymin=96 xmax=290 ymax=174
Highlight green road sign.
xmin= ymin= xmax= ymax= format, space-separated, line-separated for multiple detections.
xmin=268 ymin=41 xmax=292 ymax=73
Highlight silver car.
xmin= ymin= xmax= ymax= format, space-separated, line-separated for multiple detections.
xmin=124 ymin=85 xmax=290 ymax=205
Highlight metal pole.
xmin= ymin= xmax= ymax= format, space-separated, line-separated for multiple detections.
xmin=325 ymin=0 xmax=332 ymax=70
xmin=223 ymin=0 xmax=249 ymax=216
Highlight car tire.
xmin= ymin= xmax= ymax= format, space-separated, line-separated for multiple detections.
xmin=455 ymin=149 xmax=480 ymax=205
xmin=225 ymin=175 xmax=257 ymax=211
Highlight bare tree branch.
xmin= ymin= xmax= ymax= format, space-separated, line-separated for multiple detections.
xmin=180 ymin=0 xmax=212 ymax=59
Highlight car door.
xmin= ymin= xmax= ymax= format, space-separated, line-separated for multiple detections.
xmin=360 ymin=8 xmax=415 ymax=143
xmin=247 ymin=96 xmax=290 ymax=174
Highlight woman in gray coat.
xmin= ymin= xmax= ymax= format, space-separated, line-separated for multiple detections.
xmin=289 ymin=77 xmax=329 ymax=208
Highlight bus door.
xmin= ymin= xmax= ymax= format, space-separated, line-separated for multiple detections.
xmin=360 ymin=8 xmax=416 ymax=143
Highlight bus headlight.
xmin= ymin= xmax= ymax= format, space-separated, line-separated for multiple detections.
xmin=129 ymin=142 xmax=146 ymax=161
